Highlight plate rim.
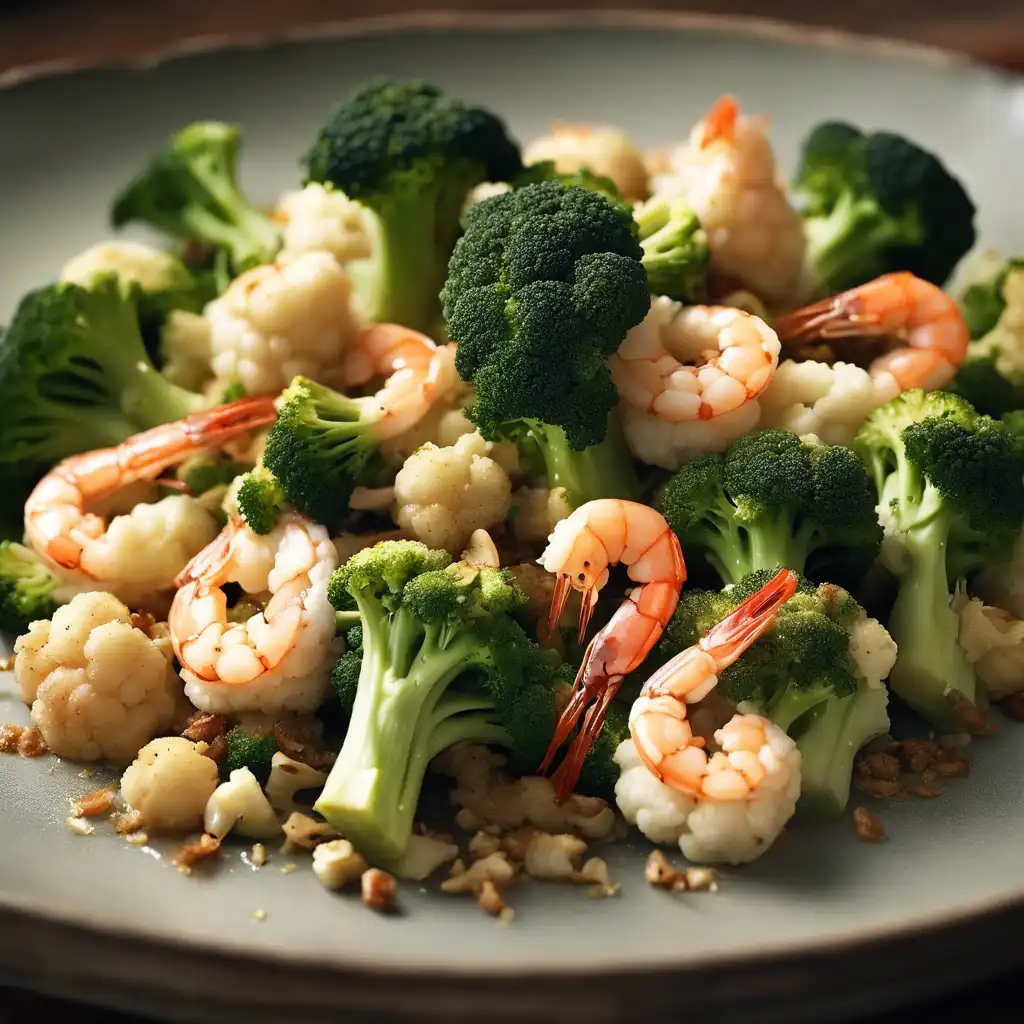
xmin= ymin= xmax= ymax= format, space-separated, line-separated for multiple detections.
xmin=1 ymin=7 xmax=1023 ymax=1005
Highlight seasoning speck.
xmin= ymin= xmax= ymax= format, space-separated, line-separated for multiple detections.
xmin=252 ymin=908 xmax=267 ymax=922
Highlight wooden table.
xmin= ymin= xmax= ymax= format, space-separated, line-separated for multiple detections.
xmin=0 ymin=2 xmax=1021 ymax=1021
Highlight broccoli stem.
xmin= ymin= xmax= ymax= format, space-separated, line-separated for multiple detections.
xmin=527 ymin=415 xmax=640 ymax=508
xmin=795 ymin=681 xmax=890 ymax=821
xmin=698 ymin=511 xmax=814 ymax=587
xmin=767 ymin=681 xmax=831 ymax=734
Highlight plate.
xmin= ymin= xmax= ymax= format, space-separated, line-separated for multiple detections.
xmin=1 ymin=13 xmax=1023 ymax=1024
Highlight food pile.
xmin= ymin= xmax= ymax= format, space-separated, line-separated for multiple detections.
xmin=2 ymin=79 xmax=1023 ymax=918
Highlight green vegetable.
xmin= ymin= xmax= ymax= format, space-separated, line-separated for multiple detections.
xmin=0 ymin=541 xmax=61 ymax=636
xmin=656 ymin=429 xmax=881 ymax=588
xmin=794 ymin=121 xmax=976 ymax=294
xmin=221 ymin=726 xmax=279 ymax=784
xmin=177 ymin=452 xmax=249 ymax=497
xmin=303 ymin=77 xmax=522 ymax=333
xmin=442 ymin=180 xmax=649 ymax=506
xmin=634 ymin=196 xmax=709 ymax=303
xmin=235 ymin=465 xmax=288 ymax=535
xmin=0 ymin=277 xmax=206 ymax=524
xmin=112 ymin=122 xmax=281 ymax=275
xmin=855 ymin=390 xmax=1024 ymax=729
xmin=314 ymin=540 xmax=575 ymax=863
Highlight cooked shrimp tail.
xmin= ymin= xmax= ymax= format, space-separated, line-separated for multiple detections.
xmin=774 ymin=272 xmax=969 ymax=391
xmin=697 ymin=94 xmax=739 ymax=148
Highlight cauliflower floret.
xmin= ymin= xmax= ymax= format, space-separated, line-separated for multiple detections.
xmin=61 ymin=240 xmax=190 ymax=293
xmin=954 ymin=592 xmax=1024 ymax=699
xmin=970 ymin=266 xmax=1024 ymax=381
xmin=206 ymin=251 xmax=360 ymax=397
xmin=758 ymin=359 xmax=901 ymax=447
xmin=14 ymin=593 xmax=185 ymax=764
xmin=847 ymin=613 xmax=899 ymax=687
xmin=121 ymin=736 xmax=220 ymax=832
xmin=393 ymin=431 xmax=512 ymax=556
xmin=974 ymin=529 xmax=1024 ymax=620
xmin=462 ymin=181 xmax=513 ymax=215
xmin=275 ymin=183 xmax=375 ymax=266
xmin=510 ymin=487 xmax=572 ymax=549
xmin=204 ymin=767 xmax=282 ymax=839
xmin=524 ymin=122 xmax=649 ymax=203
xmin=161 ymin=310 xmax=214 ymax=391
xmin=614 ymin=715 xmax=801 ymax=865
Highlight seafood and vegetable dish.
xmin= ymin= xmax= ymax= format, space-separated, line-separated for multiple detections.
xmin=2 ymin=78 xmax=1023 ymax=916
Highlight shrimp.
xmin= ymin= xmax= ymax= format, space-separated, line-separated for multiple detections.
xmin=23 ymin=397 xmax=277 ymax=606
xmin=650 ymin=95 xmax=806 ymax=308
xmin=343 ymin=323 xmax=459 ymax=438
xmin=168 ymin=511 xmax=338 ymax=715
xmin=610 ymin=296 xmax=781 ymax=470
xmin=536 ymin=499 xmax=687 ymax=801
xmin=630 ymin=568 xmax=798 ymax=799
xmin=774 ymin=272 xmax=970 ymax=392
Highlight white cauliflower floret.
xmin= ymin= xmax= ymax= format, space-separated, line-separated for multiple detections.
xmin=161 ymin=310 xmax=214 ymax=391
xmin=758 ymin=360 xmax=901 ymax=447
xmin=847 ymin=613 xmax=899 ymax=687
xmin=510 ymin=487 xmax=572 ymax=549
xmin=614 ymin=715 xmax=801 ymax=865
xmin=203 ymin=767 xmax=282 ymax=839
xmin=462 ymin=181 xmax=513 ymax=215
xmin=954 ymin=592 xmax=1024 ymax=699
xmin=393 ymin=431 xmax=512 ymax=555
xmin=524 ymin=122 xmax=649 ymax=202
xmin=61 ymin=240 xmax=192 ymax=295
xmin=974 ymin=529 xmax=1024 ymax=620
xmin=14 ymin=592 xmax=184 ymax=764
xmin=275 ymin=183 xmax=375 ymax=266
xmin=121 ymin=736 xmax=220 ymax=832
xmin=206 ymin=251 xmax=360 ymax=397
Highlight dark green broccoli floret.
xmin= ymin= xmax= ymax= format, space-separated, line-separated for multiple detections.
xmin=650 ymin=571 xmax=890 ymax=819
xmin=0 ymin=277 xmax=206 ymax=524
xmin=303 ymin=77 xmax=522 ymax=333
xmin=315 ymin=540 xmax=575 ymax=864
xmin=330 ymin=624 xmax=364 ymax=717
xmin=0 ymin=542 xmax=61 ymax=636
xmin=221 ymin=726 xmax=279 ymax=784
xmin=112 ymin=122 xmax=281 ymax=275
xmin=794 ymin=121 xmax=976 ymax=294
xmin=248 ymin=377 xmax=384 ymax=534
xmin=656 ymin=429 xmax=881 ymax=589
xmin=855 ymin=390 xmax=1024 ymax=729
xmin=443 ymin=180 xmax=649 ymax=506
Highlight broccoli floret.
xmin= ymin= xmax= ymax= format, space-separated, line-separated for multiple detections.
xmin=330 ymin=624 xmax=364 ymax=717
xmin=248 ymin=377 xmax=385 ymax=534
xmin=0 ymin=541 xmax=61 ymax=636
xmin=112 ymin=122 xmax=281 ymax=275
xmin=656 ymin=430 xmax=881 ymax=588
xmin=442 ymin=180 xmax=649 ymax=506
xmin=855 ymin=390 xmax=1024 ymax=729
xmin=315 ymin=540 xmax=573 ymax=863
xmin=650 ymin=570 xmax=891 ymax=819
xmin=303 ymin=77 xmax=522 ymax=333
xmin=634 ymin=196 xmax=709 ymax=303
xmin=176 ymin=452 xmax=249 ymax=498
xmin=221 ymin=726 xmax=279 ymax=784
xmin=0 ymin=278 xmax=205 ymax=523
xmin=794 ymin=121 xmax=976 ymax=294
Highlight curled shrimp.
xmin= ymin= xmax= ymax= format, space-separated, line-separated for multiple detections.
xmin=342 ymin=323 xmax=459 ymax=438
xmin=610 ymin=296 xmax=781 ymax=470
xmin=537 ymin=499 xmax=687 ymax=801
xmin=24 ymin=397 xmax=277 ymax=602
xmin=774 ymin=272 xmax=970 ymax=392
xmin=169 ymin=511 xmax=338 ymax=715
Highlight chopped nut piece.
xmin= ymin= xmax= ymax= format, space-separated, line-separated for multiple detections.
xmin=853 ymin=807 xmax=887 ymax=843
xmin=0 ymin=656 xmax=13 ymax=672
xmin=201 ymin=733 xmax=228 ymax=764
xmin=645 ymin=850 xmax=678 ymax=888
xmin=477 ymin=879 xmax=508 ymax=917
xmin=115 ymin=809 xmax=145 ymax=835
xmin=125 ymin=831 xmax=150 ymax=847
xmin=181 ymin=712 xmax=227 ymax=744
xmin=937 ymin=733 xmax=971 ymax=749
xmin=684 ymin=867 xmax=718 ymax=892
xmin=273 ymin=723 xmax=336 ymax=771
xmin=574 ymin=856 xmax=617 ymax=897
xmin=395 ymin=834 xmax=460 ymax=881
xmin=130 ymin=610 xmax=157 ymax=636
xmin=500 ymin=826 xmax=543 ymax=862
xmin=280 ymin=863 xmax=297 ymax=874
xmin=468 ymin=831 xmax=502 ymax=860
xmin=280 ymin=812 xmax=338 ymax=853
xmin=441 ymin=853 xmax=517 ymax=894
xmin=312 ymin=840 xmax=368 ymax=891
xmin=17 ymin=727 xmax=47 ymax=758
xmin=65 ymin=816 xmax=94 ymax=836
xmin=71 ymin=787 xmax=117 ymax=818
xmin=897 ymin=739 xmax=939 ymax=774
xmin=174 ymin=833 xmax=222 ymax=873
xmin=563 ymin=794 xmax=617 ymax=840
xmin=947 ymin=691 xmax=999 ymax=734
xmin=361 ymin=868 xmax=397 ymax=912
xmin=854 ymin=777 xmax=901 ymax=799
xmin=906 ymin=781 xmax=943 ymax=798
xmin=863 ymin=752 xmax=901 ymax=783
xmin=448 ymin=858 xmax=467 ymax=878
xmin=920 ymin=768 xmax=938 ymax=784
xmin=252 ymin=908 xmax=267 ymax=922
xmin=251 ymin=843 xmax=268 ymax=868
xmin=932 ymin=757 xmax=970 ymax=778
xmin=0 ymin=724 xmax=23 ymax=754
xmin=524 ymin=833 xmax=587 ymax=880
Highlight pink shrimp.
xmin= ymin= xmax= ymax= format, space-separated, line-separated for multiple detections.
xmin=537 ymin=499 xmax=687 ymax=801
xmin=24 ymin=396 xmax=278 ymax=576
xmin=774 ymin=272 xmax=970 ymax=392
xmin=630 ymin=568 xmax=798 ymax=799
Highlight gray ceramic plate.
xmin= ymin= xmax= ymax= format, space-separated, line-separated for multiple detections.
xmin=1 ymin=13 xmax=1023 ymax=1024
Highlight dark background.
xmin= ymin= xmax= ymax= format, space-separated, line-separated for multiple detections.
xmin=0 ymin=0 xmax=1021 ymax=1020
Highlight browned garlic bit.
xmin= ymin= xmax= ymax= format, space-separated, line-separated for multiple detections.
xmin=853 ymin=734 xmax=973 ymax=802
xmin=853 ymin=807 xmax=887 ymax=843
xmin=264 ymin=752 xmax=329 ymax=816
xmin=361 ymin=868 xmax=397 ymax=912
xmin=71 ymin=787 xmax=117 ymax=818
xmin=644 ymin=850 xmax=718 ymax=893
xmin=174 ymin=833 xmax=222 ymax=873
xmin=17 ymin=727 xmax=48 ymax=758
